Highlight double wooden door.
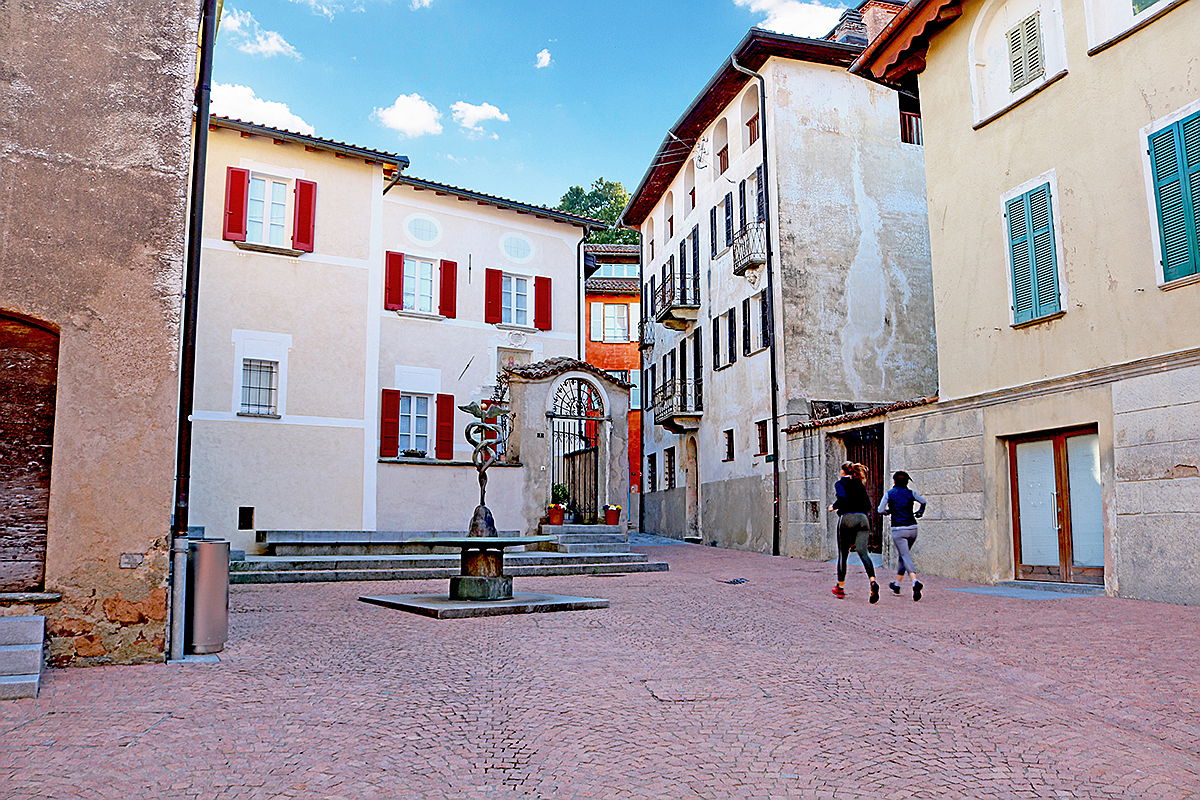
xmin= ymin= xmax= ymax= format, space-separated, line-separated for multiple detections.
xmin=1009 ymin=427 xmax=1104 ymax=584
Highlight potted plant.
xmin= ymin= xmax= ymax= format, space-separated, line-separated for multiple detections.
xmin=548 ymin=483 xmax=569 ymax=525
xmin=401 ymin=448 xmax=427 ymax=458
xmin=603 ymin=503 xmax=622 ymax=525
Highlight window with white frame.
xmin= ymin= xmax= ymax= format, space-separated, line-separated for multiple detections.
xmin=969 ymin=0 xmax=1067 ymax=125
xmin=1082 ymin=0 xmax=1185 ymax=51
xmin=399 ymin=394 xmax=431 ymax=453
xmin=502 ymin=274 xmax=529 ymax=325
xmin=247 ymin=175 xmax=288 ymax=247
xmin=595 ymin=262 xmax=639 ymax=278
xmin=603 ymin=303 xmax=629 ymax=342
xmin=240 ymin=359 xmax=279 ymax=415
xmin=404 ymin=256 xmax=436 ymax=313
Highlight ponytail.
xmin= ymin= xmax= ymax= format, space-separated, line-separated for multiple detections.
xmin=841 ymin=460 xmax=868 ymax=483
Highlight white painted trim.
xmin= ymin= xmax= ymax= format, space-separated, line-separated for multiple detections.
xmin=403 ymin=213 xmax=443 ymax=246
xmin=377 ymin=312 xmax=575 ymax=341
xmin=1083 ymin=0 xmax=1191 ymax=53
xmin=202 ymin=238 xmax=371 ymax=270
xmin=1139 ymin=96 xmax=1200 ymax=288
xmin=231 ymin=329 xmax=292 ymax=417
xmin=238 ymin=158 xmax=306 ymax=180
xmin=394 ymin=365 xmax=441 ymax=395
xmin=362 ymin=170 xmax=385 ymax=530
xmin=999 ymin=168 xmax=1069 ymax=325
xmin=193 ymin=410 xmax=365 ymax=429
xmin=967 ymin=0 xmax=1070 ymax=127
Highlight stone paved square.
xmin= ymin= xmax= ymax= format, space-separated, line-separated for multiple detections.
xmin=3 ymin=544 xmax=1198 ymax=799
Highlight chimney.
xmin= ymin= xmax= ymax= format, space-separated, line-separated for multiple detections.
xmin=860 ymin=1 xmax=904 ymax=43
xmin=830 ymin=7 xmax=869 ymax=46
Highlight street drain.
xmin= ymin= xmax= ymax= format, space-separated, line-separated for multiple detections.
xmin=719 ymin=578 xmax=749 ymax=584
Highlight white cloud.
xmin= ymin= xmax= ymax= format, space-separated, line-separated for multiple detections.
xmin=373 ymin=93 xmax=444 ymax=138
xmin=534 ymin=48 xmax=552 ymax=69
xmin=733 ymin=0 xmax=844 ymax=38
xmin=450 ymin=101 xmax=510 ymax=137
xmin=287 ymin=0 xmax=345 ymax=19
xmin=212 ymin=83 xmax=316 ymax=134
xmin=222 ymin=8 xmax=301 ymax=59
xmin=411 ymin=0 xmax=435 ymax=7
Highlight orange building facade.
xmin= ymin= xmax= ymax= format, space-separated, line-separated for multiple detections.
xmin=582 ymin=244 xmax=642 ymax=510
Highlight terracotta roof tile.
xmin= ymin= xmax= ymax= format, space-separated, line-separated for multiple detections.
xmin=505 ymin=357 xmax=631 ymax=389
xmin=586 ymin=277 xmax=640 ymax=293
xmin=782 ymin=396 xmax=937 ymax=433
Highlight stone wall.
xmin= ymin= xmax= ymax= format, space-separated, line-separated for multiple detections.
xmin=0 ymin=0 xmax=197 ymax=665
xmin=642 ymin=488 xmax=687 ymax=540
xmin=1111 ymin=364 xmax=1200 ymax=605
xmin=699 ymin=472 xmax=777 ymax=553
xmin=784 ymin=431 xmax=829 ymax=560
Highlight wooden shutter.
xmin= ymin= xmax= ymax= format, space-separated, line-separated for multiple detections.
xmin=712 ymin=317 xmax=721 ymax=368
xmin=1149 ymin=115 xmax=1200 ymax=282
xmin=691 ymin=224 xmax=700 ymax=273
xmin=379 ymin=389 xmax=400 ymax=458
xmin=742 ymin=297 xmax=752 ymax=355
xmin=710 ymin=207 xmax=718 ymax=257
xmin=292 ymin=179 xmax=317 ymax=252
xmin=738 ymin=180 xmax=747 ymax=230
xmin=223 ymin=167 xmax=250 ymax=242
xmin=385 ymin=252 xmax=405 ymax=310
xmin=759 ymin=289 xmax=771 ymax=348
xmin=629 ymin=303 xmax=640 ymax=341
xmin=724 ymin=192 xmax=734 ymax=247
xmin=435 ymin=393 xmax=455 ymax=460
xmin=484 ymin=268 xmax=503 ymax=323
xmin=1006 ymin=196 xmax=1036 ymax=323
xmin=439 ymin=260 xmax=458 ymax=318
xmin=1027 ymin=184 xmax=1060 ymax=317
xmin=756 ymin=165 xmax=766 ymax=222
xmin=727 ymin=307 xmax=738 ymax=364
xmin=590 ymin=302 xmax=604 ymax=341
xmin=1022 ymin=14 xmax=1044 ymax=83
xmin=534 ymin=276 xmax=552 ymax=330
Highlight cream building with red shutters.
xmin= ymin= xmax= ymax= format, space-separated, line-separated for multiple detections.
xmin=191 ymin=117 xmax=599 ymax=554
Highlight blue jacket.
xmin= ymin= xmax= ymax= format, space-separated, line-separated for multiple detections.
xmin=879 ymin=486 xmax=927 ymax=527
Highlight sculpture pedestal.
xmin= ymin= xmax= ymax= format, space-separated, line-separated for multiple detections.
xmin=450 ymin=574 xmax=513 ymax=601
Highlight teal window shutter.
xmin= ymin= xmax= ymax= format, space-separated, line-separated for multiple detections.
xmin=1007 ymin=182 xmax=1059 ymax=323
xmin=1149 ymin=112 xmax=1200 ymax=283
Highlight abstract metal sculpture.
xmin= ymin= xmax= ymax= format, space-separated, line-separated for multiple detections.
xmin=458 ymin=400 xmax=509 ymax=538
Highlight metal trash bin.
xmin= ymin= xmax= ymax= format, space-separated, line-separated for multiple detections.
xmin=185 ymin=538 xmax=229 ymax=654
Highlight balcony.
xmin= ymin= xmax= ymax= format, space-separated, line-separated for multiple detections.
xmin=638 ymin=319 xmax=655 ymax=351
xmin=652 ymin=377 xmax=703 ymax=433
xmin=732 ymin=222 xmax=767 ymax=275
xmin=653 ymin=267 xmax=701 ymax=330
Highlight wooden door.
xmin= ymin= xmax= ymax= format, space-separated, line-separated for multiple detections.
xmin=1010 ymin=427 xmax=1103 ymax=584
xmin=844 ymin=424 xmax=885 ymax=552
xmin=0 ymin=315 xmax=59 ymax=591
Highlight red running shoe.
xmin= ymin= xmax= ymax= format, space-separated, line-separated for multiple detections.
xmin=831 ymin=585 xmax=846 ymax=599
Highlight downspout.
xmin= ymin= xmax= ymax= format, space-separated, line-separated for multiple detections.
xmin=730 ymin=55 xmax=783 ymax=557
xmin=621 ymin=213 xmax=647 ymax=537
xmin=576 ymin=227 xmax=589 ymax=360
xmin=169 ymin=0 xmax=219 ymax=661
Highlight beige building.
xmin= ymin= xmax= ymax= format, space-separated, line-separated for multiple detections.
xmin=0 ymin=0 xmax=197 ymax=665
xmin=855 ymin=0 xmax=1200 ymax=601
xmin=624 ymin=26 xmax=936 ymax=554
xmin=192 ymin=118 xmax=603 ymax=553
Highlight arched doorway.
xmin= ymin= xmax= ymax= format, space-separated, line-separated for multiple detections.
xmin=0 ymin=313 xmax=59 ymax=591
xmin=547 ymin=378 xmax=606 ymax=522
xmin=684 ymin=436 xmax=700 ymax=541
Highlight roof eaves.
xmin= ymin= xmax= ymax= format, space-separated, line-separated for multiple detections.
xmin=781 ymin=396 xmax=937 ymax=433
xmin=391 ymin=175 xmax=605 ymax=230
xmin=850 ymin=0 xmax=963 ymax=84
xmin=209 ymin=116 xmax=410 ymax=169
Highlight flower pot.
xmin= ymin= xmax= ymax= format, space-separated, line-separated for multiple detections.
xmin=547 ymin=507 xmax=565 ymax=526
xmin=604 ymin=508 xmax=620 ymax=525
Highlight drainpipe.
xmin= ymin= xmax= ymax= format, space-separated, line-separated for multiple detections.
xmin=577 ymin=232 xmax=587 ymax=360
xmin=730 ymin=56 xmax=783 ymax=557
xmin=169 ymin=0 xmax=219 ymax=660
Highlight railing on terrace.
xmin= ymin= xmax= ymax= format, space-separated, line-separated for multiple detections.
xmin=638 ymin=319 xmax=655 ymax=350
xmin=654 ymin=267 xmax=701 ymax=317
xmin=732 ymin=222 xmax=767 ymax=275
xmin=651 ymin=377 xmax=703 ymax=427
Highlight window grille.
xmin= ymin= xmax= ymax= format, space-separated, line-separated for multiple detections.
xmin=240 ymin=359 xmax=278 ymax=415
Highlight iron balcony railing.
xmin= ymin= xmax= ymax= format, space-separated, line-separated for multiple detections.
xmin=651 ymin=377 xmax=704 ymax=427
xmin=732 ymin=222 xmax=767 ymax=275
xmin=653 ymin=266 xmax=701 ymax=322
xmin=638 ymin=318 xmax=655 ymax=350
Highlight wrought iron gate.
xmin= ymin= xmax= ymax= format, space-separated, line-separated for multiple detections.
xmin=547 ymin=378 xmax=606 ymax=522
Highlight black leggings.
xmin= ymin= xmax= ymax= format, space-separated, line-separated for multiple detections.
xmin=837 ymin=513 xmax=875 ymax=582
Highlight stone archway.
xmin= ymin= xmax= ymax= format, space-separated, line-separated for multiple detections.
xmin=547 ymin=376 xmax=606 ymax=522
xmin=684 ymin=435 xmax=701 ymax=541
xmin=0 ymin=313 xmax=59 ymax=591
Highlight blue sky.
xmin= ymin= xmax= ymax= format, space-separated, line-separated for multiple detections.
xmin=213 ymin=0 xmax=849 ymax=208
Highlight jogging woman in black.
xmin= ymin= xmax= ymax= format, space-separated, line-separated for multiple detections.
xmin=829 ymin=461 xmax=879 ymax=602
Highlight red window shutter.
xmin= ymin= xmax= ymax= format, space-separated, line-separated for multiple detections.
xmin=439 ymin=260 xmax=458 ymax=318
xmin=435 ymin=393 xmax=455 ymax=460
xmin=534 ymin=276 xmax=552 ymax=331
xmin=380 ymin=389 xmax=400 ymax=458
xmin=385 ymin=252 xmax=405 ymax=310
xmin=223 ymin=167 xmax=249 ymax=242
xmin=484 ymin=268 xmax=503 ymax=324
xmin=292 ymin=179 xmax=317 ymax=252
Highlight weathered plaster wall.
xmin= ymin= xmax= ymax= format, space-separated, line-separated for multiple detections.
xmin=700 ymin=473 xmax=777 ymax=553
xmin=767 ymin=58 xmax=936 ymax=409
xmin=642 ymin=488 xmax=687 ymax=540
xmin=0 ymin=0 xmax=197 ymax=664
xmin=376 ymin=463 xmax=527 ymax=534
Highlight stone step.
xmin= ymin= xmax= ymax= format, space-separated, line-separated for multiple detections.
xmin=553 ymin=533 xmax=628 ymax=545
xmin=0 ymin=616 xmax=44 ymax=646
xmin=270 ymin=543 xmax=534 ymax=557
xmin=262 ymin=530 xmax=521 ymax=544
xmin=0 ymin=674 xmax=41 ymax=701
xmin=230 ymin=552 xmax=651 ymax=572
xmin=230 ymin=560 xmax=669 ymax=584
xmin=541 ymin=524 xmax=623 ymax=535
xmin=0 ymin=644 xmax=43 ymax=677
xmin=553 ymin=543 xmax=632 ymax=554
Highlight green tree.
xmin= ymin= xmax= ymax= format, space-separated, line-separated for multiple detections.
xmin=555 ymin=178 xmax=639 ymax=244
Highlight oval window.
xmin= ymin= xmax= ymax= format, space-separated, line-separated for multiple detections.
xmin=406 ymin=215 xmax=440 ymax=244
xmin=501 ymin=234 xmax=533 ymax=262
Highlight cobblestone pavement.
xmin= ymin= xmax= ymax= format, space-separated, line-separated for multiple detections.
xmin=3 ymin=545 xmax=1199 ymax=799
